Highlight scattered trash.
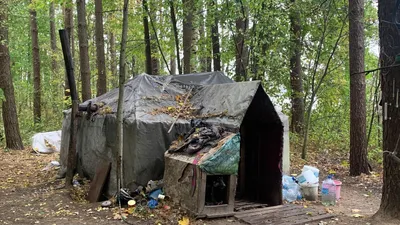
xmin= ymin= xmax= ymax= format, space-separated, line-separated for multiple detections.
xmin=157 ymin=194 xmax=165 ymax=200
xmin=101 ymin=200 xmax=112 ymax=207
xmin=321 ymin=175 xmax=336 ymax=206
xmin=72 ymin=180 xmax=80 ymax=187
xmin=351 ymin=213 xmax=363 ymax=218
xmin=146 ymin=180 xmax=163 ymax=193
xmin=297 ymin=169 xmax=318 ymax=184
xmin=282 ymin=175 xmax=301 ymax=202
xmin=128 ymin=200 xmax=136 ymax=207
xmin=149 ymin=189 xmax=163 ymax=200
xmin=42 ymin=161 xmax=60 ymax=171
xmin=302 ymin=165 xmax=320 ymax=180
xmin=147 ymin=199 xmax=158 ymax=209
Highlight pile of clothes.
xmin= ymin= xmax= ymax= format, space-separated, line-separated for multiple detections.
xmin=168 ymin=120 xmax=229 ymax=155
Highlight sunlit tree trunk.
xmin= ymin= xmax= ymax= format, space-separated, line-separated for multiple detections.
xmin=235 ymin=4 xmax=248 ymax=81
xmin=289 ymin=0 xmax=304 ymax=134
xmin=30 ymin=5 xmax=41 ymax=123
xmin=349 ymin=0 xmax=369 ymax=176
xmin=0 ymin=0 xmax=24 ymax=150
xmin=210 ymin=0 xmax=221 ymax=71
xmin=95 ymin=0 xmax=106 ymax=96
xmin=182 ymin=0 xmax=194 ymax=74
xmin=50 ymin=2 xmax=57 ymax=76
xmin=77 ymin=0 xmax=91 ymax=101
xmin=109 ymin=32 xmax=117 ymax=88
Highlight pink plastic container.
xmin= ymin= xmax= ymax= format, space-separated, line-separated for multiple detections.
xmin=334 ymin=180 xmax=342 ymax=200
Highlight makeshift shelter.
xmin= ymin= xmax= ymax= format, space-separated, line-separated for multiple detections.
xmin=59 ymin=72 xmax=286 ymax=201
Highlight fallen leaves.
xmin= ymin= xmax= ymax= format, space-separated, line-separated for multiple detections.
xmin=178 ymin=216 xmax=190 ymax=225
xmin=351 ymin=213 xmax=364 ymax=218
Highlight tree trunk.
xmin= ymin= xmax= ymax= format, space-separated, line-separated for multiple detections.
xmin=30 ymin=6 xmax=41 ymax=123
xmin=143 ymin=0 xmax=152 ymax=74
xmin=349 ymin=0 xmax=369 ymax=176
xmin=116 ymin=0 xmax=129 ymax=193
xmin=169 ymin=0 xmax=182 ymax=74
xmin=170 ymin=57 xmax=176 ymax=74
xmin=109 ymin=32 xmax=118 ymax=88
xmin=235 ymin=4 xmax=248 ymax=81
xmin=50 ymin=2 xmax=57 ymax=75
xmin=95 ymin=0 xmax=107 ymax=96
xmin=182 ymin=0 xmax=194 ymax=74
xmin=210 ymin=0 xmax=221 ymax=71
xmin=376 ymin=0 xmax=400 ymax=218
xmin=198 ymin=3 xmax=207 ymax=72
xmin=289 ymin=0 xmax=304 ymax=134
xmin=63 ymin=0 xmax=74 ymax=99
xmin=77 ymin=0 xmax=91 ymax=101
xmin=0 ymin=0 xmax=24 ymax=150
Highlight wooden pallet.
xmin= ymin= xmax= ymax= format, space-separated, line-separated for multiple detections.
xmin=235 ymin=200 xmax=269 ymax=212
xmin=234 ymin=204 xmax=334 ymax=225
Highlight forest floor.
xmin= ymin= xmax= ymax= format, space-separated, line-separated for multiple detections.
xmin=0 ymin=147 xmax=399 ymax=225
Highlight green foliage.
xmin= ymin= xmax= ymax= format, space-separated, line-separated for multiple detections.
xmin=0 ymin=0 xmax=382 ymax=167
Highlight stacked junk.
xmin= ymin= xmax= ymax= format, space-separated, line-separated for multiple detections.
xmin=282 ymin=165 xmax=342 ymax=206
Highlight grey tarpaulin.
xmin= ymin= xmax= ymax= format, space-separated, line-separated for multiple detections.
xmin=59 ymin=71 xmax=282 ymax=196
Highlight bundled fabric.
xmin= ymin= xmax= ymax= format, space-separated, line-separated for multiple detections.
xmin=199 ymin=133 xmax=241 ymax=175
xmin=168 ymin=125 xmax=226 ymax=155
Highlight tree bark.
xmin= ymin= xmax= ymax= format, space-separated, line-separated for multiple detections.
xmin=235 ymin=4 xmax=248 ymax=81
xmin=182 ymin=0 xmax=194 ymax=74
xmin=289 ymin=0 xmax=304 ymax=134
xmin=376 ymin=0 xmax=400 ymax=218
xmin=210 ymin=0 xmax=221 ymax=71
xmin=116 ymin=0 xmax=129 ymax=193
xmin=349 ymin=0 xmax=369 ymax=176
xmin=0 ymin=0 xmax=24 ymax=150
xmin=30 ymin=6 xmax=41 ymax=123
xmin=77 ymin=0 xmax=91 ymax=101
xmin=95 ymin=0 xmax=107 ymax=96
xmin=143 ymin=0 xmax=152 ymax=74
xmin=169 ymin=0 xmax=182 ymax=74
xmin=109 ymin=32 xmax=118 ymax=88
xmin=50 ymin=2 xmax=57 ymax=75
xmin=63 ymin=0 xmax=74 ymax=99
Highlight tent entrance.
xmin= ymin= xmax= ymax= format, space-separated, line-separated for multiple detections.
xmin=235 ymin=87 xmax=283 ymax=209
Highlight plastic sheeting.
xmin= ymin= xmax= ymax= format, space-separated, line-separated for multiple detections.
xmin=32 ymin=130 xmax=62 ymax=153
xmin=59 ymin=72 xmax=283 ymax=196
xmin=199 ymin=133 xmax=241 ymax=175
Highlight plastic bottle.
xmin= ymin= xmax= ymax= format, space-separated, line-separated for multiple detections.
xmin=321 ymin=175 xmax=336 ymax=206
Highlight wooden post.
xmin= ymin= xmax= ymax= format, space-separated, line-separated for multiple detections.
xmin=59 ymin=29 xmax=79 ymax=188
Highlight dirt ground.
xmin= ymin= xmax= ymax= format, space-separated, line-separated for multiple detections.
xmin=0 ymin=148 xmax=399 ymax=225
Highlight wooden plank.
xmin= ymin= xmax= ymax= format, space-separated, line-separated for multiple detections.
xmin=276 ymin=213 xmax=335 ymax=225
xmin=248 ymin=208 xmax=316 ymax=224
xmin=235 ymin=205 xmax=294 ymax=219
xmin=235 ymin=204 xmax=268 ymax=211
xmin=87 ymin=161 xmax=111 ymax=203
xmin=235 ymin=204 xmax=289 ymax=216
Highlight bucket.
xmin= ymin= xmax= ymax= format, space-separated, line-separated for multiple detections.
xmin=297 ymin=170 xmax=318 ymax=184
xmin=300 ymin=183 xmax=319 ymax=201
xmin=334 ymin=180 xmax=342 ymax=200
